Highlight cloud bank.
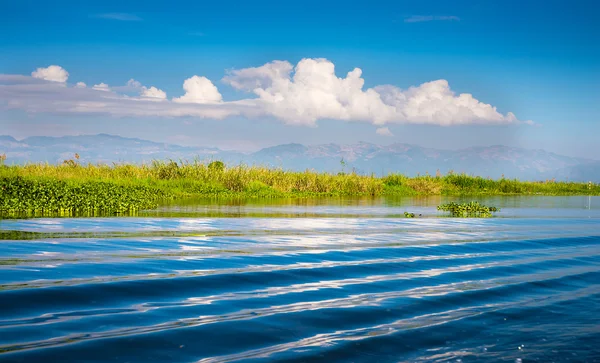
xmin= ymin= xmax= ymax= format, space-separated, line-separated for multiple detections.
xmin=0 ymin=60 xmax=529 ymax=127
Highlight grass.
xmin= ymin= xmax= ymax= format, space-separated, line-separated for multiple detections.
xmin=1 ymin=158 xmax=599 ymax=215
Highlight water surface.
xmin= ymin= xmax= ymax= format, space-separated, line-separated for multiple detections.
xmin=1 ymin=196 xmax=599 ymax=362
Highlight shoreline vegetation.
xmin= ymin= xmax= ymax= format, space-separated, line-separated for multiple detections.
xmin=1 ymin=158 xmax=598 ymax=216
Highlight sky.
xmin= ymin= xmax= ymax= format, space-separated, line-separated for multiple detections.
xmin=1 ymin=0 xmax=598 ymax=157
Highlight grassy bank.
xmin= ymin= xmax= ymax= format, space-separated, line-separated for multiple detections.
xmin=1 ymin=160 xmax=598 ymax=215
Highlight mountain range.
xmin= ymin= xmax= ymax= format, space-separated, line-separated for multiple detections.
xmin=1 ymin=134 xmax=598 ymax=182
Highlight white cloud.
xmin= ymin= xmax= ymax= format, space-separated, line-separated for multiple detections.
xmin=373 ymin=80 xmax=511 ymax=126
xmin=126 ymin=79 xmax=142 ymax=88
xmin=223 ymin=60 xmax=293 ymax=91
xmin=117 ymin=78 xmax=167 ymax=100
xmin=405 ymin=15 xmax=460 ymax=23
xmin=223 ymin=59 xmax=392 ymax=126
xmin=0 ymin=60 xmax=531 ymax=127
xmin=0 ymin=73 xmax=244 ymax=120
xmin=31 ymin=65 xmax=69 ymax=83
xmin=92 ymin=83 xmax=110 ymax=92
xmin=92 ymin=13 xmax=142 ymax=21
xmin=141 ymin=86 xmax=167 ymax=100
xmin=173 ymin=75 xmax=222 ymax=104
xmin=75 ymin=82 xmax=87 ymax=88
xmin=376 ymin=127 xmax=394 ymax=136
xmin=223 ymin=58 xmax=519 ymax=126
xmin=108 ymin=79 xmax=142 ymax=94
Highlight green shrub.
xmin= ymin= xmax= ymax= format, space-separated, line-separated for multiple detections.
xmin=208 ymin=160 xmax=225 ymax=173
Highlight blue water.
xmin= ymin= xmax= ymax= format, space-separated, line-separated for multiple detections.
xmin=1 ymin=197 xmax=599 ymax=362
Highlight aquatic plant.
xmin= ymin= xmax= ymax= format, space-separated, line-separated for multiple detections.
xmin=437 ymin=201 xmax=499 ymax=217
xmin=0 ymin=176 xmax=172 ymax=216
xmin=1 ymin=161 xmax=599 ymax=216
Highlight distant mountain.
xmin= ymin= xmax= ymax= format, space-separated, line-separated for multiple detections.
xmin=555 ymin=161 xmax=600 ymax=182
xmin=0 ymin=134 xmax=231 ymax=165
xmin=0 ymin=135 xmax=17 ymax=143
xmin=248 ymin=142 xmax=593 ymax=180
xmin=1 ymin=134 xmax=598 ymax=182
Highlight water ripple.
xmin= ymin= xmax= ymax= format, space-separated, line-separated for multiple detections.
xmin=0 ymin=204 xmax=599 ymax=362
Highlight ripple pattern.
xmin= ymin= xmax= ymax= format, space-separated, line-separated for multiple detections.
xmin=0 ymin=216 xmax=599 ymax=362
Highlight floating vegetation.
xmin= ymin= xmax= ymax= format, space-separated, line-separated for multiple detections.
xmin=404 ymin=212 xmax=415 ymax=218
xmin=0 ymin=177 xmax=172 ymax=216
xmin=437 ymin=201 xmax=499 ymax=218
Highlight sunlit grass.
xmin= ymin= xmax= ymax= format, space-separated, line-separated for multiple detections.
xmin=1 ymin=158 xmax=598 ymax=215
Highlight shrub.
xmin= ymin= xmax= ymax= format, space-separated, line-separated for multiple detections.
xmin=208 ymin=160 xmax=225 ymax=173
xmin=406 ymin=177 xmax=442 ymax=194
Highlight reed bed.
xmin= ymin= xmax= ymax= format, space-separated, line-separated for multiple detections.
xmin=1 ymin=159 xmax=598 ymax=215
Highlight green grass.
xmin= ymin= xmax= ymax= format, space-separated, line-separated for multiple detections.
xmin=1 ymin=159 xmax=599 ymax=215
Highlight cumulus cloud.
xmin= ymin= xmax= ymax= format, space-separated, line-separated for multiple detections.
xmin=31 ymin=65 xmax=69 ymax=83
xmin=141 ymin=86 xmax=167 ymax=100
xmin=223 ymin=60 xmax=293 ymax=91
xmin=373 ymin=80 xmax=513 ymax=126
xmin=119 ymin=78 xmax=167 ymax=100
xmin=173 ymin=75 xmax=222 ymax=104
xmin=376 ymin=127 xmax=394 ymax=136
xmin=92 ymin=83 xmax=110 ymax=92
xmin=222 ymin=58 xmax=519 ymax=126
xmin=223 ymin=59 xmax=391 ymax=126
xmin=0 ymin=60 xmax=531 ymax=127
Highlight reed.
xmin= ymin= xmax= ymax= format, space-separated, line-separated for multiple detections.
xmin=1 ymin=158 xmax=598 ymax=214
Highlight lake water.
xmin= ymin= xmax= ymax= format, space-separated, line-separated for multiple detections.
xmin=1 ymin=196 xmax=599 ymax=362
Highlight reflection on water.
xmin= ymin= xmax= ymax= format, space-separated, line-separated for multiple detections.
xmin=142 ymin=195 xmax=600 ymax=218
xmin=0 ymin=197 xmax=599 ymax=362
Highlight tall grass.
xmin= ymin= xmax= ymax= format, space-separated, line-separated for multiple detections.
xmin=1 ymin=159 xmax=599 ymax=214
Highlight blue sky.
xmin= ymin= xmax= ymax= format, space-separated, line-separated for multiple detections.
xmin=1 ymin=0 xmax=598 ymax=157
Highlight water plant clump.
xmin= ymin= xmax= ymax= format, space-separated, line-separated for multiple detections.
xmin=437 ymin=201 xmax=499 ymax=218
xmin=0 ymin=176 xmax=173 ymax=216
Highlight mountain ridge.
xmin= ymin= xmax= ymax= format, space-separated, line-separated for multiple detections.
xmin=0 ymin=134 xmax=597 ymax=182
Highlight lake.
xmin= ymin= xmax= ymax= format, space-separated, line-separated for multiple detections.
xmin=1 ymin=196 xmax=599 ymax=362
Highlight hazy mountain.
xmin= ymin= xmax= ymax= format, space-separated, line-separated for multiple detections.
xmin=1 ymin=134 xmax=598 ymax=182
xmin=555 ymin=161 xmax=600 ymax=183
xmin=0 ymin=136 xmax=17 ymax=143
xmin=0 ymin=134 xmax=232 ymax=165
xmin=248 ymin=142 xmax=592 ymax=180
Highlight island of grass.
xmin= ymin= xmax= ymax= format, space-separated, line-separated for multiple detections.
xmin=437 ymin=201 xmax=499 ymax=217
xmin=0 ymin=159 xmax=598 ymax=216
